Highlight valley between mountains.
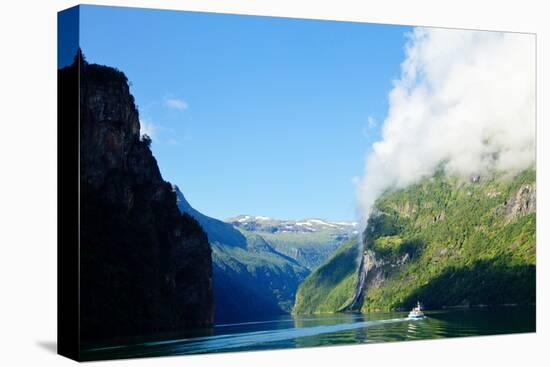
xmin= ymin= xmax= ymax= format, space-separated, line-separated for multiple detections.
xmin=174 ymin=186 xmax=358 ymax=323
xmin=74 ymin=57 xmax=535 ymax=335
xmin=176 ymin=167 xmax=535 ymax=324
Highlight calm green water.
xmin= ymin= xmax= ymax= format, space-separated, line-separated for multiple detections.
xmin=81 ymin=307 xmax=535 ymax=361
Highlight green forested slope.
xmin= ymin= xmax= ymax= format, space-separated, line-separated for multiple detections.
xmin=293 ymin=238 xmax=360 ymax=314
xmin=293 ymin=169 xmax=536 ymax=314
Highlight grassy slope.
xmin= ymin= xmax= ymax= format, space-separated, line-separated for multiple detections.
xmin=293 ymin=169 xmax=535 ymax=314
xmin=361 ymin=169 xmax=535 ymax=311
xmin=257 ymin=231 xmax=345 ymax=270
xmin=293 ymin=238 xmax=360 ymax=314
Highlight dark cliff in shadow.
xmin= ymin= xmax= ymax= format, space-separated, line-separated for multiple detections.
xmin=59 ymin=51 xmax=214 ymax=342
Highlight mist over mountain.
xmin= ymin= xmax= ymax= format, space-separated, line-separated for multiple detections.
xmin=295 ymin=28 xmax=538 ymax=317
xmin=357 ymin=28 xmax=535 ymax=220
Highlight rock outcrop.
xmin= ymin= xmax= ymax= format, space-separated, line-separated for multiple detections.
xmin=505 ymin=184 xmax=536 ymax=222
xmin=60 ymin=53 xmax=214 ymax=341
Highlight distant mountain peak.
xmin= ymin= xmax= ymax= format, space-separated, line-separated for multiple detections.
xmin=233 ymin=215 xmax=271 ymax=223
xmin=226 ymin=215 xmax=358 ymax=235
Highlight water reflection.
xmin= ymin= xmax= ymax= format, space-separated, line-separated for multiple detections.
xmin=81 ymin=307 xmax=535 ymax=361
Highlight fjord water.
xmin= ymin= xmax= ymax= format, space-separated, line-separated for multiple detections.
xmin=82 ymin=307 xmax=535 ymax=360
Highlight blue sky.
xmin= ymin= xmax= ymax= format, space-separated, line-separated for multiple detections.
xmin=75 ymin=5 xmax=410 ymax=221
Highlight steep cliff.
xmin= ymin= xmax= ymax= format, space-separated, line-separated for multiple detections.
xmin=61 ymin=53 xmax=214 ymax=341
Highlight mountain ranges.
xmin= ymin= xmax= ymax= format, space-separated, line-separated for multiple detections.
xmin=174 ymin=187 xmax=357 ymax=323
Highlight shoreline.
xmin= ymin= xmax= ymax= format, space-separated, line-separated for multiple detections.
xmin=293 ymin=303 xmax=536 ymax=316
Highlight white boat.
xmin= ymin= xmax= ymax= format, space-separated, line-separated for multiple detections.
xmin=408 ymin=301 xmax=425 ymax=319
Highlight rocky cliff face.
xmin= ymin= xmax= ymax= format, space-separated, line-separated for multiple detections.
xmin=504 ymin=184 xmax=536 ymax=222
xmin=61 ymin=54 xmax=213 ymax=341
xmin=344 ymin=249 xmax=385 ymax=311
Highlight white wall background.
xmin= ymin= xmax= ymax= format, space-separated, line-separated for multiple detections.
xmin=0 ymin=1 xmax=547 ymax=366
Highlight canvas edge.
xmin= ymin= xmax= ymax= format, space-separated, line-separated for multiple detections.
xmin=57 ymin=4 xmax=81 ymax=362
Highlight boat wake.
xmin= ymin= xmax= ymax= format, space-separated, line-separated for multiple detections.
xmin=85 ymin=317 xmax=411 ymax=357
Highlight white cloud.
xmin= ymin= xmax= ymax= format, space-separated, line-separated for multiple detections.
xmin=139 ymin=118 xmax=156 ymax=140
xmin=164 ymin=97 xmax=188 ymax=111
xmin=356 ymin=27 xmax=535 ymax=221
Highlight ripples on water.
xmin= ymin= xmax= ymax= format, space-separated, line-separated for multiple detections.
xmin=81 ymin=307 xmax=535 ymax=361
